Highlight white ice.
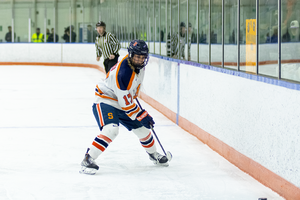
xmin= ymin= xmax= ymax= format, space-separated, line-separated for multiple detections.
xmin=0 ymin=65 xmax=284 ymax=200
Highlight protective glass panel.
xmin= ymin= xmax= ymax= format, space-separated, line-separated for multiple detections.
xmin=258 ymin=0 xmax=278 ymax=78
xmin=224 ymin=0 xmax=238 ymax=70
xmin=281 ymin=0 xmax=300 ymax=82
xmin=240 ymin=0 xmax=256 ymax=73
xmin=154 ymin=0 xmax=160 ymax=54
xmin=179 ymin=0 xmax=187 ymax=60
xmin=160 ymin=0 xmax=167 ymax=56
xmin=148 ymin=0 xmax=154 ymax=53
xmin=188 ymin=0 xmax=197 ymax=62
xmin=14 ymin=2 xmax=30 ymax=43
xmin=199 ymin=0 xmax=209 ymax=64
xmin=169 ymin=0 xmax=179 ymax=58
xmin=211 ymin=0 xmax=222 ymax=67
xmin=0 ymin=2 xmax=13 ymax=43
xmin=166 ymin=0 xmax=172 ymax=57
xmin=139 ymin=0 xmax=147 ymax=45
xmin=80 ymin=1 xmax=98 ymax=43
xmin=57 ymin=1 xmax=72 ymax=43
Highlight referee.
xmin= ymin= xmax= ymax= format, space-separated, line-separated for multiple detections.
xmin=95 ymin=21 xmax=121 ymax=73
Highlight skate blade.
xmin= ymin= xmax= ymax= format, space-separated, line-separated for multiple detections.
xmin=79 ymin=166 xmax=97 ymax=175
xmin=152 ymin=160 xmax=169 ymax=167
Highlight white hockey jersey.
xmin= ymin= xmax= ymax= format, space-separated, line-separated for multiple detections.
xmin=94 ymin=54 xmax=145 ymax=120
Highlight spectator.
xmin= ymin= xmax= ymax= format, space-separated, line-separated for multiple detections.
xmin=189 ymin=23 xmax=197 ymax=43
xmin=199 ymin=31 xmax=207 ymax=43
xmin=5 ymin=26 xmax=16 ymax=42
xmin=239 ymin=30 xmax=244 ymax=44
xmin=62 ymin=28 xmax=69 ymax=43
xmin=188 ymin=23 xmax=193 ymax=61
xmin=47 ymin=28 xmax=59 ymax=43
xmin=290 ymin=20 xmax=299 ymax=42
xmin=62 ymin=25 xmax=76 ymax=43
xmin=210 ymin=30 xmax=217 ymax=44
xmin=140 ymin=31 xmax=147 ymax=41
xmin=271 ymin=28 xmax=278 ymax=43
xmin=282 ymin=29 xmax=291 ymax=42
xmin=160 ymin=30 xmax=164 ymax=42
xmin=87 ymin=25 xmax=95 ymax=43
xmin=46 ymin=28 xmax=50 ymax=41
xmin=70 ymin=25 xmax=76 ymax=42
xmin=32 ymin=28 xmax=44 ymax=43
xmin=265 ymin=33 xmax=271 ymax=43
xmin=229 ymin=30 xmax=236 ymax=44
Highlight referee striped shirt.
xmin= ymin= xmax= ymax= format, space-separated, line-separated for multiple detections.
xmin=170 ymin=33 xmax=186 ymax=59
xmin=95 ymin=32 xmax=121 ymax=60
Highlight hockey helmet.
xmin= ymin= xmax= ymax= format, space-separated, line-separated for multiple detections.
xmin=128 ymin=40 xmax=149 ymax=70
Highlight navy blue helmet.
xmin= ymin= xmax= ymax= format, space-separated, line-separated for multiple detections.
xmin=128 ymin=40 xmax=149 ymax=70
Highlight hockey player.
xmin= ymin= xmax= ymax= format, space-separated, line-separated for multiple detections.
xmin=80 ymin=40 xmax=169 ymax=175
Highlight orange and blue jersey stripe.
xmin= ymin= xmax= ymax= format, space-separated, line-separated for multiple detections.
xmin=140 ymin=133 xmax=155 ymax=148
xmin=95 ymin=103 xmax=105 ymax=127
xmin=92 ymin=134 xmax=113 ymax=152
xmin=95 ymin=85 xmax=118 ymax=102
xmin=115 ymin=55 xmax=136 ymax=91
xmin=122 ymin=103 xmax=141 ymax=118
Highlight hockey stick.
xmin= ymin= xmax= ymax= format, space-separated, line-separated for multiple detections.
xmin=136 ymin=98 xmax=172 ymax=162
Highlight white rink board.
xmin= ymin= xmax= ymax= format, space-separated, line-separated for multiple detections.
xmin=177 ymin=63 xmax=300 ymax=188
xmin=143 ymin=56 xmax=179 ymax=114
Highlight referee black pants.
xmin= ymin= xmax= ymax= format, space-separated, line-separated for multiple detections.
xmin=103 ymin=55 xmax=119 ymax=74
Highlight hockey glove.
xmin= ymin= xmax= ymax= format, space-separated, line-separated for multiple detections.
xmin=136 ymin=109 xmax=155 ymax=129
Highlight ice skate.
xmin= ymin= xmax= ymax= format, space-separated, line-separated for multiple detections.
xmin=80 ymin=148 xmax=99 ymax=175
xmin=148 ymin=152 xmax=169 ymax=166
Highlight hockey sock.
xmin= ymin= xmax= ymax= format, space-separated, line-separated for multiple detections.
xmin=89 ymin=123 xmax=119 ymax=159
xmin=133 ymin=127 xmax=157 ymax=154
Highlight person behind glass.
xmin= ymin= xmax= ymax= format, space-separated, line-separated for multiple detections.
xmin=46 ymin=28 xmax=50 ymax=41
xmin=87 ymin=25 xmax=93 ymax=43
xmin=62 ymin=28 xmax=69 ymax=42
xmin=87 ymin=25 xmax=97 ymax=43
xmin=62 ymin=25 xmax=76 ymax=43
xmin=95 ymin=21 xmax=121 ymax=74
xmin=271 ymin=27 xmax=278 ymax=43
xmin=170 ymin=22 xmax=186 ymax=60
xmin=290 ymin=20 xmax=300 ymax=42
xmin=32 ymin=28 xmax=44 ymax=43
xmin=5 ymin=26 xmax=16 ymax=42
xmin=70 ymin=25 xmax=76 ymax=42
xmin=265 ymin=33 xmax=271 ymax=43
xmin=160 ymin=30 xmax=164 ymax=42
xmin=47 ymin=28 xmax=59 ymax=43
xmin=229 ymin=30 xmax=235 ymax=44
xmin=187 ymin=23 xmax=194 ymax=61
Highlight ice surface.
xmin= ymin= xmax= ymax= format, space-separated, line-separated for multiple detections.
xmin=0 ymin=65 xmax=284 ymax=200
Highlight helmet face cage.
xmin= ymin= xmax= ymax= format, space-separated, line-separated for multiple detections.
xmin=128 ymin=40 xmax=149 ymax=69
